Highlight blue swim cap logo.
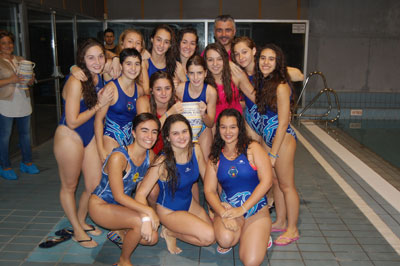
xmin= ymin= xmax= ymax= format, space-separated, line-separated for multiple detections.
xmin=228 ymin=166 xmax=238 ymax=178
xmin=127 ymin=102 xmax=134 ymax=112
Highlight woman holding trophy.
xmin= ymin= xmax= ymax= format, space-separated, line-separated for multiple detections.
xmin=0 ymin=30 xmax=38 ymax=180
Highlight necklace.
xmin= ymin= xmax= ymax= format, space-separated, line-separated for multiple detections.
xmin=222 ymin=148 xmax=238 ymax=160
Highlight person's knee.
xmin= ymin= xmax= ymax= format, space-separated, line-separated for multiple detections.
xmin=216 ymin=231 xmax=234 ymax=247
xmin=240 ymin=253 xmax=264 ymax=266
xmin=61 ymin=182 xmax=79 ymax=193
xmin=200 ymin=227 xmax=215 ymax=246
xmin=278 ymin=181 xmax=295 ymax=193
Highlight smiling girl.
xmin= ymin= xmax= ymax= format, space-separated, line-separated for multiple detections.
xmin=135 ymin=114 xmax=214 ymax=254
xmin=89 ymin=113 xmax=160 ymax=266
xmin=94 ymin=48 xmax=144 ymax=162
xmin=254 ymin=44 xmax=299 ymax=246
xmin=144 ymin=25 xmax=186 ymax=89
xmin=54 ymin=38 xmax=113 ymax=248
xmin=175 ymin=55 xmax=216 ymax=160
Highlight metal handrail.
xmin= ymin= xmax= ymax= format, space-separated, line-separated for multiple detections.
xmin=294 ymin=71 xmax=340 ymax=125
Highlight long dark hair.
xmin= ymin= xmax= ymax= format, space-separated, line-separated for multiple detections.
xmin=149 ymin=71 xmax=176 ymax=116
xmin=209 ymin=108 xmax=251 ymax=165
xmin=76 ymin=38 xmax=105 ymax=109
xmin=203 ymin=42 xmax=234 ymax=104
xmin=177 ymin=27 xmax=199 ymax=62
xmin=149 ymin=24 xmax=178 ymax=79
xmin=254 ymin=44 xmax=293 ymax=113
xmin=161 ymin=114 xmax=193 ymax=197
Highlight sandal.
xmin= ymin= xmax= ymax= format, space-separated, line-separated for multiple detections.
xmin=39 ymin=236 xmax=71 ymax=248
xmin=268 ymin=236 xmax=273 ymax=249
xmin=72 ymin=236 xmax=98 ymax=248
xmin=216 ymin=245 xmax=232 ymax=254
xmin=271 ymin=227 xmax=287 ymax=233
xmin=55 ymin=225 xmax=101 ymax=237
xmin=107 ymin=231 xmax=123 ymax=249
xmin=273 ymin=235 xmax=299 ymax=246
xmin=83 ymin=224 xmax=102 ymax=236
xmin=55 ymin=228 xmax=74 ymax=237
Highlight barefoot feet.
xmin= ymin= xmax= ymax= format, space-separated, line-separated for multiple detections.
xmin=161 ymin=226 xmax=182 ymax=254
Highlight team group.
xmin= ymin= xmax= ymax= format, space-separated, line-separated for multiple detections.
xmin=53 ymin=14 xmax=303 ymax=266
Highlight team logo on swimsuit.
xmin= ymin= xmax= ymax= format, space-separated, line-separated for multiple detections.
xmin=133 ymin=172 xmax=139 ymax=182
xmin=228 ymin=166 xmax=238 ymax=178
xmin=127 ymin=102 xmax=134 ymax=112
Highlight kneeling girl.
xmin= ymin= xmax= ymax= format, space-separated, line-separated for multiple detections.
xmin=135 ymin=114 xmax=214 ymax=254
xmin=89 ymin=113 xmax=160 ymax=266
xmin=204 ymin=108 xmax=273 ymax=266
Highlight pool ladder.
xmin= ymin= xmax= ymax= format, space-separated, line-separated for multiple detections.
xmin=294 ymin=71 xmax=341 ymax=125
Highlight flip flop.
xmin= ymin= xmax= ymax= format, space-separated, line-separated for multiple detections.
xmin=84 ymin=224 xmax=102 ymax=236
xmin=216 ymin=245 xmax=232 ymax=254
xmin=55 ymin=228 xmax=74 ymax=237
xmin=107 ymin=231 xmax=123 ymax=249
xmin=271 ymin=227 xmax=287 ymax=233
xmin=273 ymin=235 xmax=299 ymax=246
xmin=38 ymin=236 xmax=71 ymax=248
xmin=72 ymin=236 xmax=97 ymax=249
xmin=268 ymin=236 xmax=273 ymax=249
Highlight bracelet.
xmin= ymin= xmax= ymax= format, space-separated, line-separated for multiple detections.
xmin=141 ymin=216 xmax=151 ymax=223
xmin=165 ymin=111 xmax=168 ymax=118
xmin=268 ymin=152 xmax=279 ymax=159
xmin=241 ymin=205 xmax=247 ymax=213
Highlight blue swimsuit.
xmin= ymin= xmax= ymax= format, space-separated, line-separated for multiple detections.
xmin=244 ymin=78 xmax=297 ymax=148
xmin=92 ymin=146 xmax=150 ymax=205
xmin=104 ymin=79 xmax=138 ymax=146
xmin=182 ymin=81 xmax=207 ymax=103
xmin=182 ymin=81 xmax=208 ymax=140
xmin=59 ymin=74 xmax=104 ymax=147
xmin=148 ymin=58 xmax=166 ymax=79
xmin=218 ymin=151 xmax=267 ymax=219
xmin=156 ymin=148 xmax=199 ymax=211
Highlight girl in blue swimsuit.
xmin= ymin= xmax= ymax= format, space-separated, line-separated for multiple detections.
xmin=94 ymin=48 xmax=145 ymax=162
xmin=232 ymin=36 xmax=304 ymax=144
xmin=135 ymin=114 xmax=214 ymax=254
xmin=89 ymin=113 xmax=160 ymax=266
xmin=175 ymin=55 xmax=217 ymax=160
xmin=54 ymin=39 xmax=114 ymax=248
xmin=144 ymin=24 xmax=186 ymax=90
xmin=253 ymin=44 xmax=300 ymax=246
xmin=204 ymin=108 xmax=273 ymax=265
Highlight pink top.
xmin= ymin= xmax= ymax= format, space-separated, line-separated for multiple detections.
xmin=215 ymin=81 xmax=242 ymax=121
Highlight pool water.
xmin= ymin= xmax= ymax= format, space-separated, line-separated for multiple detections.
xmin=337 ymin=120 xmax=400 ymax=169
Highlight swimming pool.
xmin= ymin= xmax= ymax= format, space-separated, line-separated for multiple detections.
xmin=337 ymin=119 xmax=400 ymax=169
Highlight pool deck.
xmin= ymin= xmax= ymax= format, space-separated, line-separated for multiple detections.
xmin=1 ymin=121 xmax=400 ymax=266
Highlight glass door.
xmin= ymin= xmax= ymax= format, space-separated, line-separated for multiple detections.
xmin=26 ymin=9 xmax=59 ymax=146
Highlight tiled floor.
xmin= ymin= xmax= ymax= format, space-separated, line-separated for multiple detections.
xmin=1 ymin=123 xmax=400 ymax=265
